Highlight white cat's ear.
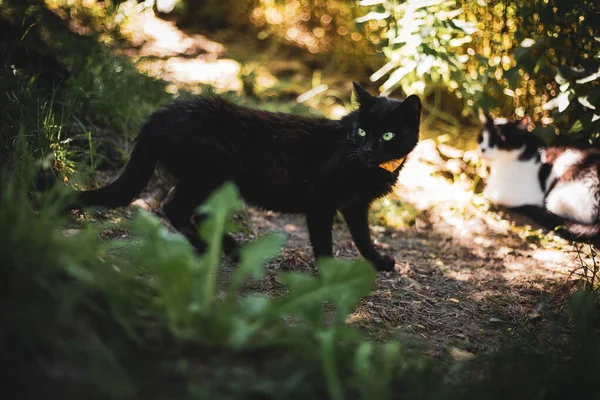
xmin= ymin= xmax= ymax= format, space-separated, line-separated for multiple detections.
xmin=478 ymin=108 xmax=492 ymax=125
xmin=353 ymin=82 xmax=375 ymax=107
xmin=517 ymin=115 xmax=531 ymax=130
xmin=478 ymin=108 xmax=486 ymax=124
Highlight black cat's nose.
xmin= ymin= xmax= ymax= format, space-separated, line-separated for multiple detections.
xmin=360 ymin=148 xmax=373 ymax=158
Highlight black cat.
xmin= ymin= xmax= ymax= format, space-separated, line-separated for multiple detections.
xmin=73 ymin=83 xmax=421 ymax=271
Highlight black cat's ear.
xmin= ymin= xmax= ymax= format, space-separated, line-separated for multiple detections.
xmin=401 ymin=94 xmax=421 ymax=115
xmin=353 ymin=82 xmax=376 ymax=108
xmin=399 ymin=94 xmax=422 ymax=127
xmin=516 ymin=115 xmax=531 ymax=131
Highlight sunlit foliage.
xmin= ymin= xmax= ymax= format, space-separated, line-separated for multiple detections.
xmin=360 ymin=0 xmax=600 ymax=143
xmin=172 ymin=0 xmax=600 ymax=144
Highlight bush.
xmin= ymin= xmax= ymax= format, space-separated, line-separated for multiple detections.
xmin=361 ymin=0 xmax=600 ymax=145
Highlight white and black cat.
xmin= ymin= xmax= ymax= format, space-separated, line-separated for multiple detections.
xmin=70 ymin=83 xmax=422 ymax=271
xmin=478 ymin=112 xmax=600 ymax=241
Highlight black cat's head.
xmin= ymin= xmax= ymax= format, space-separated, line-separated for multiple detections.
xmin=477 ymin=111 xmax=541 ymax=163
xmin=350 ymin=82 xmax=421 ymax=169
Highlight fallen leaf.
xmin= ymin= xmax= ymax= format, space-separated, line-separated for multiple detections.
xmin=448 ymin=346 xmax=475 ymax=362
xmin=403 ymin=277 xmax=423 ymax=292
xmin=527 ymin=312 xmax=542 ymax=320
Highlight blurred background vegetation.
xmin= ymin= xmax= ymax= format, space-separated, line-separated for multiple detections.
xmin=168 ymin=0 xmax=600 ymax=144
xmin=148 ymin=0 xmax=600 ymax=144
xmin=2 ymin=0 xmax=600 ymax=399
xmin=2 ymin=0 xmax=599 ymax=172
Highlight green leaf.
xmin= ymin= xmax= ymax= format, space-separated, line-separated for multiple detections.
xmin=195 ymin=182 xmax=243 ymax=310
xmin=356 ymin=11 xmax=390 ymax=23
xmin=557 ymin=91 xmax=572 ymax=113
xmin=504 ymin=68 xmax=520 ymax=90
xmin=229 ymin=318 xmax=260 ymax=349
xmin=370 ymin=61 xmax=397 ymax=82
xmin=242 ymin=294 xmax=271 ymax=317
xmin=354 ymin=342 xmax=374 ymax=380
xmin=416 ymin=55 xmax=435 ymax=77
xmin=196 ymin=181 xmax=242 ymax=226
xmin=578 ymin=96 xmax=597 ymax=110
xmin=556 ymin=65 xmax=587 ymax=82
xmin=358 ymin=0 xmax=385 ymax=5
xmin=569 ymin=120 xmax=584 ymax=134
xmin=576 ymin=69 xmax=600 ymax=84
xmin=450 ymin=18 xmax=477 ymax=35
xmin=533 ymin=126 xmax=557 ymax=142
xmin=588 ymin=90 xmax=600 ymax=110
xmin=228 ymin=232 xmax=286 ymax=298
xmin=543 ymin=91 xmax=572 ymax=113
xmin=318 ymin=330 xmax=343 ymax=400
xmin=514 ymin=38 xmax=540 ymax=61
xmin=228 ymin=295 xmax=272 ymax=348
xmin=379 ymin=341 xmax=403 ymax=384
xmin=276 ymin=258 xmax=376 ymax=323
xmin=130 ymin=210 xmax=200 ymax=335
xmin=239 ymin=233 xmax=286 ymax=279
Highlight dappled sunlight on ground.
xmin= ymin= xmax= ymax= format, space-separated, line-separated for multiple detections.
xmin=226 ymin=138 xmax=582 ymax=355
xmin=125 ymin=10 xmax=225 ymax=58
xmin=360 ymin=139 xmax=578 ymax=351
xmin=99 ymin=5 xmax=357 ymax=115
xmin=118 ymin=7 xmax=242 ymax=93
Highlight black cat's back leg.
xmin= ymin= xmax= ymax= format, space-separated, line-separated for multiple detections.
xmin=341 ymin=202 xmax=395 ymax=272
xmin=164 ymin=181 xmax=241 ymax=260
xmin=191 ymin=213 xmax=241 ymax=261
xmin=163 ymin=184 xmax=207 ymax=252
xmin=306 ymin=207 xmax=336 ymax=262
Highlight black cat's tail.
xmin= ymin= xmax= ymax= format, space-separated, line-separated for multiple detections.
xmin=72 ymin=130 xmax=157 ymax=210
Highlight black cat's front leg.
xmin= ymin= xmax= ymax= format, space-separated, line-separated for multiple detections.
xmin=306 ymin=208 xmax=336 ymax=261
xmin=340 ymin=202 xmax=395 ymax=272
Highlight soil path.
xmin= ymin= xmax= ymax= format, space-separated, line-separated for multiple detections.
xmin=99 ymin=9 xmax=587 ymax=358
xmin=237 ymin=140 xmax=582 ymax=357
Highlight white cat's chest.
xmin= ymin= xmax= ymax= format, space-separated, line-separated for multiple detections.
xmin=484 ymin=158 xmax=545 ymax=207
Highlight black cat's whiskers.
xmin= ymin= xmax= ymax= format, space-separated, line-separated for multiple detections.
xmin=344 ymin=147 xmax=360 ymax=161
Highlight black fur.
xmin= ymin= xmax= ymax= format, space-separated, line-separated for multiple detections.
xmin=73 ymin=83 xmax=421 ymax=271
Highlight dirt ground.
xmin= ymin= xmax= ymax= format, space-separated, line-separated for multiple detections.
xmin=98 ymin=136 xmax=585 ymax=361
xmin=227 ymin=140 xmax=583 ymax=357
xmin=84 ymin=9 xmax=592 ymax=360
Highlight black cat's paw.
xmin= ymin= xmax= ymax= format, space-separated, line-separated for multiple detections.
xmin=373 ymin=255 xmax=396 ymax=272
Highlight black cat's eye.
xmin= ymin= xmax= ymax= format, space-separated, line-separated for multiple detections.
xmin=382 ymin=132 xmax=394 ymax=141
xmin=357 ymin=128 xmax=366 ymax=137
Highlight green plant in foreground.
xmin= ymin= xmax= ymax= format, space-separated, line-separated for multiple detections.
xmin=6 ymin=140 xmax=600 ymax=399
xmin=2 ymin=150 xmax=440 ymax=399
